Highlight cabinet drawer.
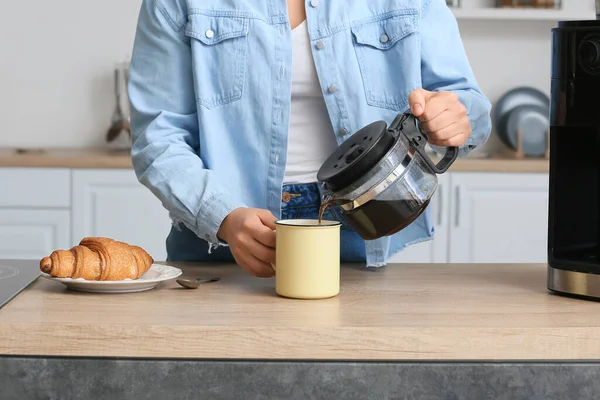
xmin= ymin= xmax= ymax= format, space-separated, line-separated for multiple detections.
xmin=0 ymin=209 xmax=71 ymax=260
xmin=0 ymin=168 xmax=71 ymax=208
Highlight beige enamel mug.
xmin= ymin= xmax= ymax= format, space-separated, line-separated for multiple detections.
xmin=271 ymin=219 xmax=341 ymax=300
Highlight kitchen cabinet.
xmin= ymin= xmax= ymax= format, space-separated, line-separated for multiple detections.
xmin=390 ymin=171 xmax=549 ymax=264
xmin=0 ymin=209 xmax=70 ymax=260
xmin=71 ymin=169 xmax=172 ymax=261
xmin=0 ymin=167 xmax=71 ymax=208
xmin=388 ymin=174 xmax=450 ymax=264
xmin=0 ymin=167 xmax=71 ymax=260
xmin=448 ymin=172 xmax=549 ymax=263
xmin=0 ymin=165 xmax=550 ymax=264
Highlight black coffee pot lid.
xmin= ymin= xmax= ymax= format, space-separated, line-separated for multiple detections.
xmin=317 ymin=120 xmax=396 ymax=192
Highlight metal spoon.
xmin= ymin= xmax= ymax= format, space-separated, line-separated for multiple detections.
xmin=176 ymin=277 xmax=220 ymax=289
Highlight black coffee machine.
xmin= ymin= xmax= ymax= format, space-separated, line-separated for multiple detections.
xmin=547 ymin=18 xmax=600 ymax=300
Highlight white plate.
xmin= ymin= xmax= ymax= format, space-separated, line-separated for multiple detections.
xmin=40 ymin=264 xmax=182 ymax=293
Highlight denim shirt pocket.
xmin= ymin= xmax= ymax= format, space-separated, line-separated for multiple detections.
xmin=351 ymin=12 xmax=421 ymax=111
xmin=185 ymin=12 xmax=250 ymax=109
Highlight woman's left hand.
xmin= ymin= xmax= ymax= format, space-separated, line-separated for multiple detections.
xmin=408 ymin=88 xmax=472 ymax=147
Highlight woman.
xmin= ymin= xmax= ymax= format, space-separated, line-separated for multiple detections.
xmin=127 ymin=0 xmax=492 ymax=277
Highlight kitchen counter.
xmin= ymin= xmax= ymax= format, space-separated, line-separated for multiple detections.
xmin=0 ymin=147 xmax=133 ymax=169
xmin=1 ymin=260 xmax=599 ymax=399
xmin=1 ymin=261 xmax=598 ymax=360
xmin=0 ymin=147 xmax=549 ymax=172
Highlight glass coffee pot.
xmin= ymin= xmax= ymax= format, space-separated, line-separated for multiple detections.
xmin=316 ymin=112 xmax=459 ymax=241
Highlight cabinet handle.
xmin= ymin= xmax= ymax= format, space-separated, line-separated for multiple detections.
xmin=454 ymin=186 xmax=460 ymax=227
xmin=437 ymin=184 xmax=443 ymax=226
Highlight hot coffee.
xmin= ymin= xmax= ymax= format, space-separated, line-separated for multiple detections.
xmin=318 ymin=200 xmax=335 ymax=225
xmin=342 ymin=198 xmax=430 ymax=240
xmin=318 ymin=197 xmax=429 ymax=240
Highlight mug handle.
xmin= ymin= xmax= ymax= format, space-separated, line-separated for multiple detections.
xmin=269 ymin=229 xmax=277 ymax=272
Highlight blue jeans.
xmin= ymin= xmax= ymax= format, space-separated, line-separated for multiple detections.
xmin=166 ymin=182 xmax=366 ymax=263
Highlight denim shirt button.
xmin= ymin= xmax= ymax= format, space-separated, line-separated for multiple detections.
xmin=205 ymin=29 xmax=215 ymax=39
xmin=338 ymin=128 xmax=348 ymax=136
xmin=310 ymin=0 xmax=320 ymax=7
xmin=316 ymin=40 xmax=325 ymax=49
xmin=380 ymin=34 xmax=389 ymax=43
xmin=328 ymin=85 xmax=338 ymax=93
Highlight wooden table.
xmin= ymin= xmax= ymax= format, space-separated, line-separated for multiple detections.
xmin=1 ymin=260 xmax=599 ymax=399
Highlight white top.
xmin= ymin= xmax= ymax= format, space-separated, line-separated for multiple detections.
xmin=283 ymin=20 xmax=339 ymax=184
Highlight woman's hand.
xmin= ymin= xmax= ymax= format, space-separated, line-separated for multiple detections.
xmin=217 ymin=208 xmax=277 ymax=278
xmin=408 ymin=89 xmax=472 ymax=148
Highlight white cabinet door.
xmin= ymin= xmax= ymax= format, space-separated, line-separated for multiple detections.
xmin=448 ymin=172 xmax=549 ymax=263
xmin=387 ymin=173 xmax=450 ymax=263
xmin=0 ymin=209 xmax=71 ymax=260
xmin=72 ymin=169 xmax=172 ymax=261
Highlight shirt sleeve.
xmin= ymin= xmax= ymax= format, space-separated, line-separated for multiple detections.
xmin=419 ymin=0 xmax=493 ymax=157
xmin=127 ymin=0 xmax=246 ymax=249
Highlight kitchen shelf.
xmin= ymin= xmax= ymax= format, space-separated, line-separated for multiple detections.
xmin=451 ymin=7 xmax=594 ymax=21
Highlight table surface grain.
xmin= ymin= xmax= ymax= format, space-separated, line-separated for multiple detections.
xmin=1 ymin=260 xmax=598 ymax=361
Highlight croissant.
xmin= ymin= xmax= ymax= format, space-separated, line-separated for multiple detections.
xmin=40 ymin=237 xmax=154 ymax=281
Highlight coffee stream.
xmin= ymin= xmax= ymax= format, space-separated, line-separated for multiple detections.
xmin=318 ymin=199 xmax=335 ymax=225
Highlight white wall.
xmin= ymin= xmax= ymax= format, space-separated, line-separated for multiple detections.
xmin=0 ymin=2 xmax=592 ymax=152
xmin=0 ymin=0 xmax=142 ymax=149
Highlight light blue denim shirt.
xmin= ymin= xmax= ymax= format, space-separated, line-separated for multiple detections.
xmin=128 ymin=0 xmax=492 ymax=267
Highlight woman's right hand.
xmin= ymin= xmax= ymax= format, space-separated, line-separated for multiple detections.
xmin=217 ymin=208 xmax=277 ymax=278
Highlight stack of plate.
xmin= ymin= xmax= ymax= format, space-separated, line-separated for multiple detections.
xmin=492 ymin=87 xmax=550 ymax=157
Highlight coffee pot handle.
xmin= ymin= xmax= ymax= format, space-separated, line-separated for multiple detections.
xmin=389 ymin=112 xmax=459 ymax=174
